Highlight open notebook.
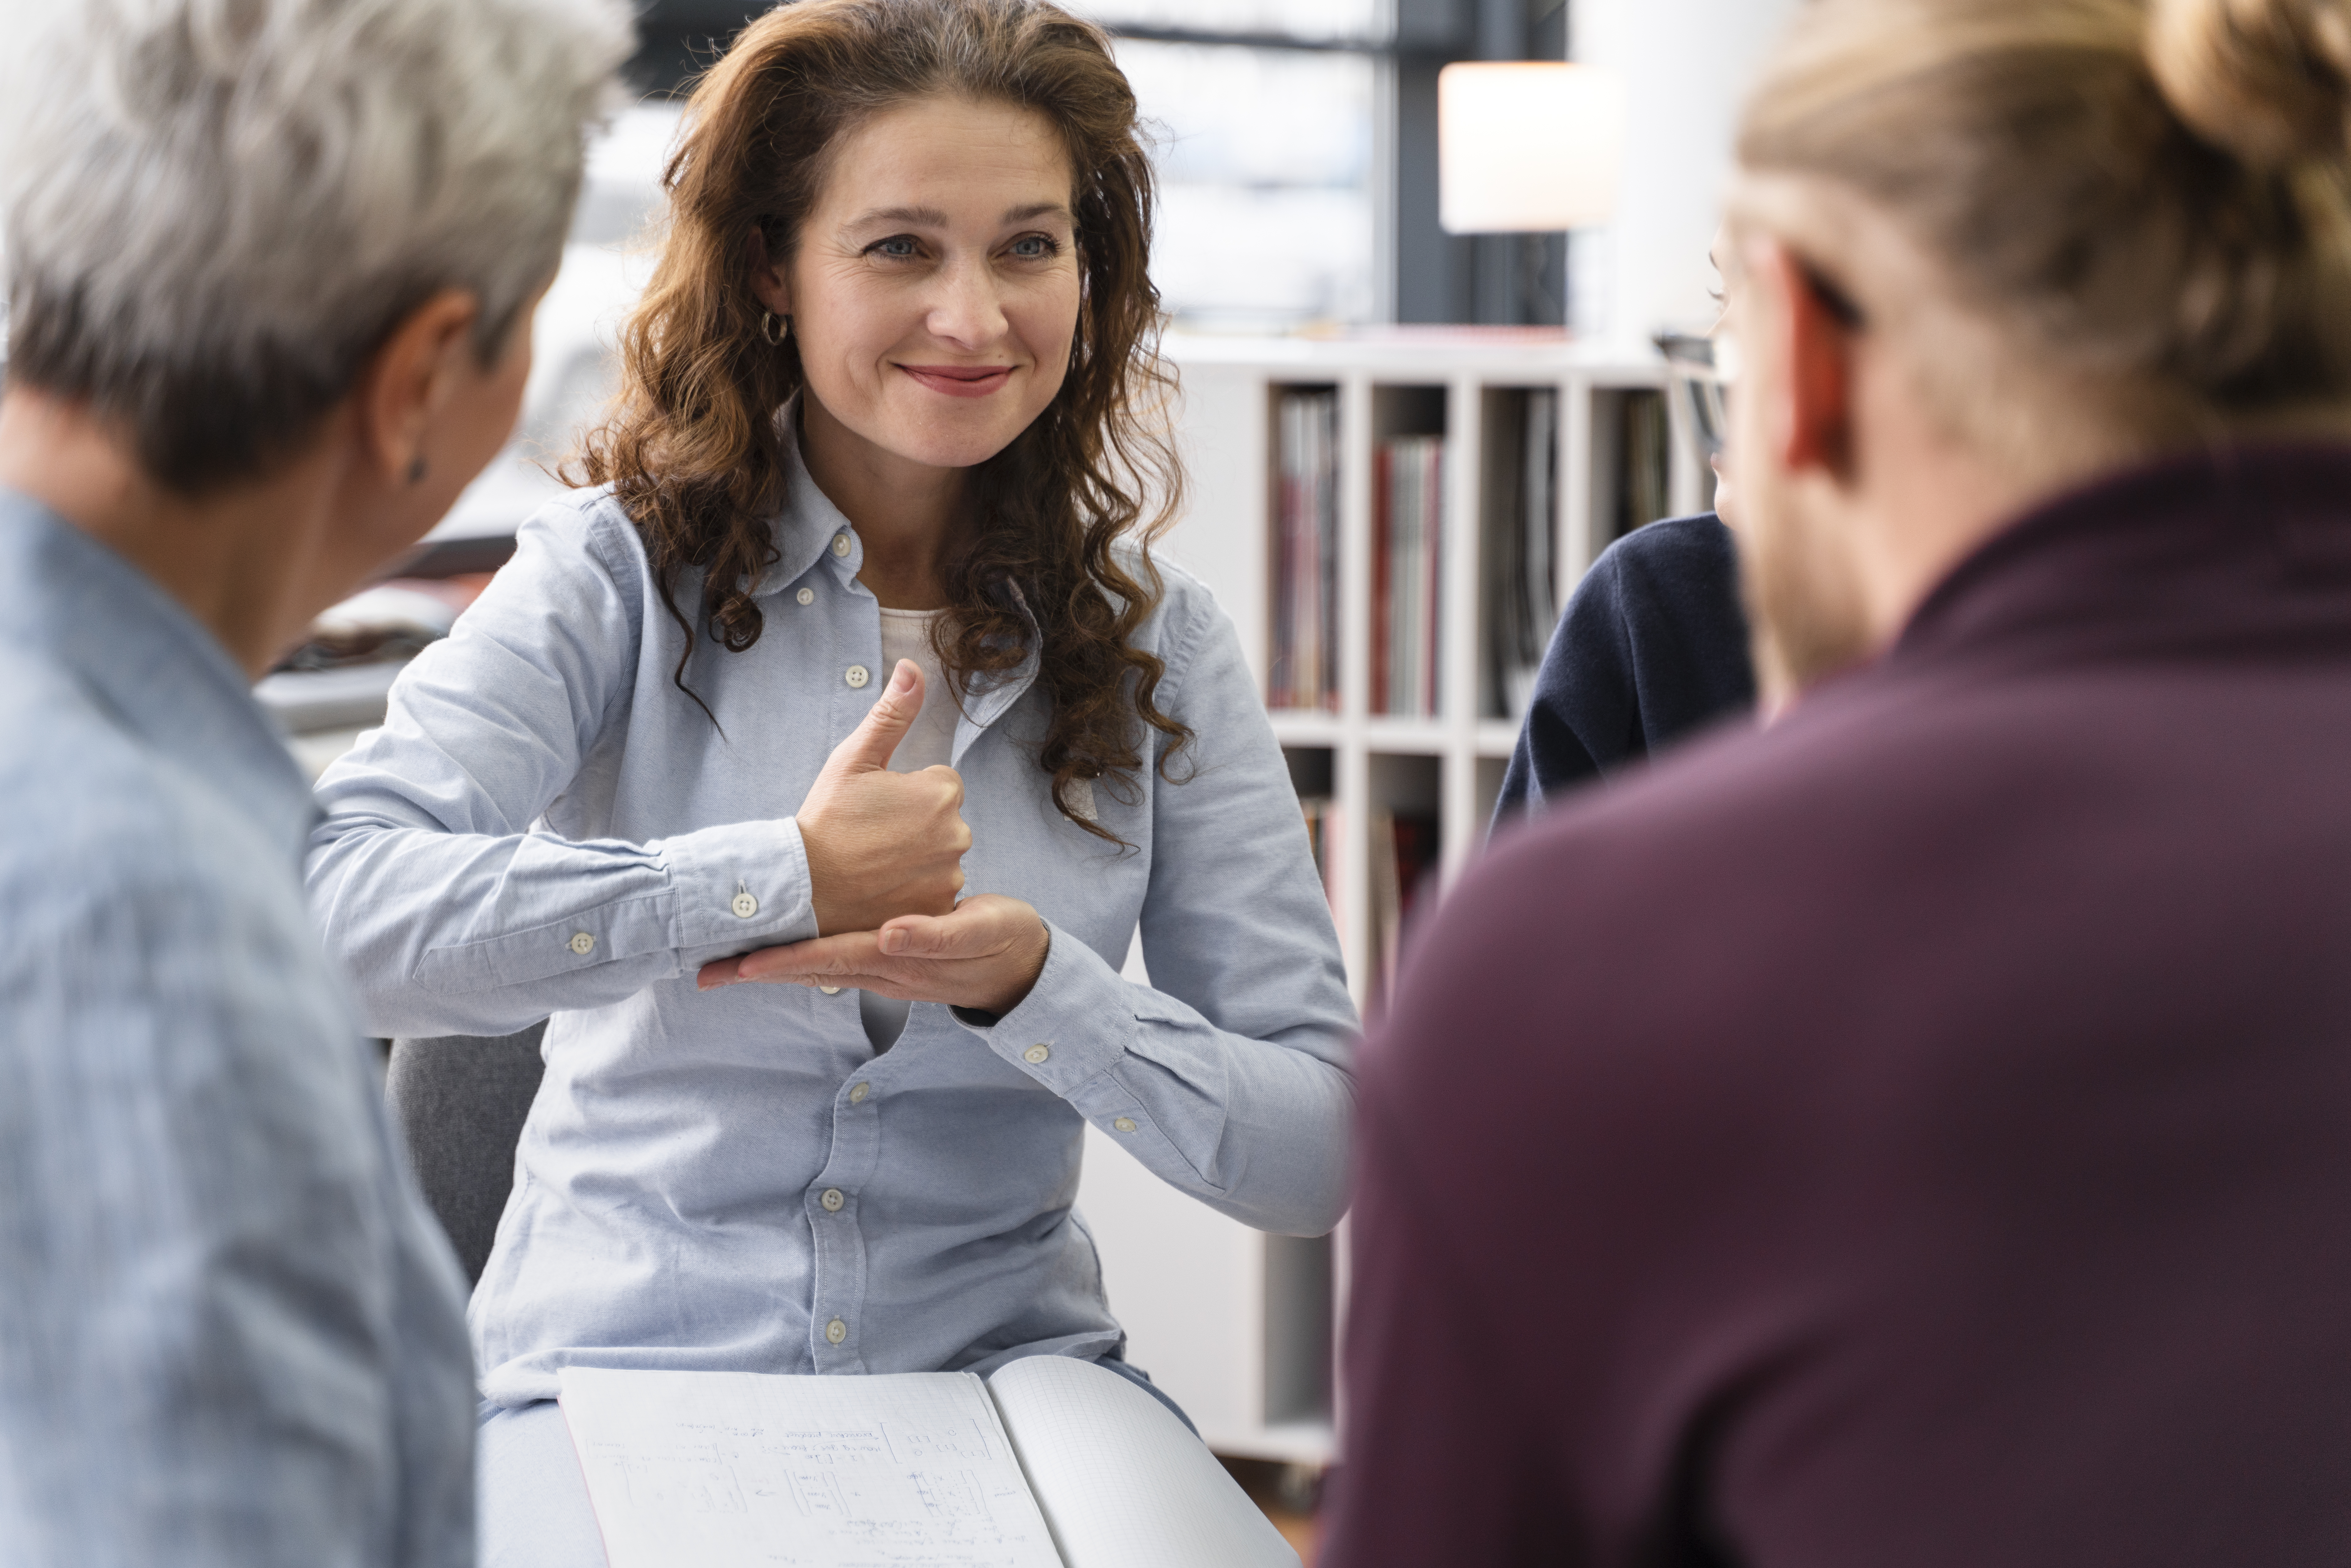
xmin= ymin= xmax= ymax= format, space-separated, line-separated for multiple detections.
xmin=558 ymin=1356 xmax=1301 ymax=1568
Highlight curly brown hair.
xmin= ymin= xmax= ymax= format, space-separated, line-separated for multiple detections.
xmin=570 ymin=0 xmax=1189 ymax=839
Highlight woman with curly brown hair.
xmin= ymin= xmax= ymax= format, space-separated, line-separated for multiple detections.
xmin=304 ymin=0 xmax=1353 ymax=1555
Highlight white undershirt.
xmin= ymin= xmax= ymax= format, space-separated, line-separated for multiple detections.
xmin=861 ymin=607 xmax=954 ymax=1052
xmin=877 ymin=606 xmax=958 ymax=772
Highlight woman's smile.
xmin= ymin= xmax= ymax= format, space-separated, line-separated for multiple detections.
xmin=898 ymin=362 xmax=1016 ymax=398
xmin=753 ymin=94 xmax=1080 ymax=475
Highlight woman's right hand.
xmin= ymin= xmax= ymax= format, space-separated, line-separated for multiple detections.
xmin=795 ymin=660 xmax=970 ymax=934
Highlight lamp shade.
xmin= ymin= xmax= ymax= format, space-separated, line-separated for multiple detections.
xmin=1438 ymin=61 xmax=1626 ymax=235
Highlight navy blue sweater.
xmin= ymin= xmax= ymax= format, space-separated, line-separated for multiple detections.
xmin=1493 ymin=513 xmax=1755 ymax=824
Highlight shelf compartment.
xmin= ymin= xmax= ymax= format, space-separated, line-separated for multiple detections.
xmin=1283 ymin=745 xmax=1339 ymax=927
xmin=1364 ymin=751 xmax=1443 ymax=1010
xmin=1477 ymin=384 xmax=1564 ymax=722
xmin=1266 ymin=383 xmax=1342 ymax=715
xmin=1368 ymin=385 xmax=1448 ymax=720
xmin=1589 ymin=384 xmax=1674 ymax=549
xmin=1473 ymin=754 xmax=1511 ymax=830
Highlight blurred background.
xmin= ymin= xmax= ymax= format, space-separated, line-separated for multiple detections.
xmin=372 ymin=0 xmax=1792 ymax=582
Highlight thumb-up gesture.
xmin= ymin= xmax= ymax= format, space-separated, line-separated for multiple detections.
xmin=795 ymin=659 xmax=969 ymax=935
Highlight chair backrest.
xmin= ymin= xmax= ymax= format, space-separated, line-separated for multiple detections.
xmin=385 ymin=1024 xmax=548 ymax=1285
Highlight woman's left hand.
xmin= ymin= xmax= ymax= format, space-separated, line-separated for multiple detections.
xmin=697 ymin=893 xmax=1051 ymax=1016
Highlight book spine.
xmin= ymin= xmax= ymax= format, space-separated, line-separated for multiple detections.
xmin=1372 ymin=442 xmax=1392 ymax=716
xmin=1397 ymin=439 xmax=1418 ymax=717
xmin=1273 ymin=397 xmax=1296 ymax=708
xmin=1425 ymin=437 xmax=1443 ymax=718
xmin=1271 ymin=390 xmax=1348 ymax=712
xmin=1318 ymin=394 xmax=1339 ymax=712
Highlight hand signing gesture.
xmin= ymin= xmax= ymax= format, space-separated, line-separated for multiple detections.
xmin=698 ymin=893 xmax=1051 ymax=1017
xmin=719 ymin=660 xmax=1050 ymax=1015
xmin=794 ymin=659 xmax=968 ymax=935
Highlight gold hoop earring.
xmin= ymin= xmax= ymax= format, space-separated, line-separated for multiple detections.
xmin=760 ymin=311 xmax=790 ymax=346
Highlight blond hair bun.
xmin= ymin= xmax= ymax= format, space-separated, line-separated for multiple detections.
xmin=1739 ymin=0 xmax=2351 ymax=439
xmin=2148 ymin=0 xmax=2351 ymax=169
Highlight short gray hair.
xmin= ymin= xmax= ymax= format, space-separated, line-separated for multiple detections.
xmin=0 ymin=0 xmax=634 ymax=492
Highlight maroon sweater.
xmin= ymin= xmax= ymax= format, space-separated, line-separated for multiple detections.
xmin=1323 ymin=448 xmax=2351 ymax=1567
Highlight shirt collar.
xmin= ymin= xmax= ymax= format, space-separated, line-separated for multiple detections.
xmin=758 ymin=403 xmax=866 ymax=599
xmin=0 ymin=487 xmax=316 ymax=860
xmin=1893 ymin=442 xmax=2351 ymax=668
xmin=760 ymin=404 xmax=1043 ymax=740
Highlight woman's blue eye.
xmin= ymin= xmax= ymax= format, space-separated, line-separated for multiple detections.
xmin=1011 ymin=235 xmax=1059 ymax=259
xmin=870 ymin=236 xmax=919 ymax=259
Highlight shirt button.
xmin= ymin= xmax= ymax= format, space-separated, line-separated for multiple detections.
xmin=796 ymin=586 xmax=815 ymax=605
xmin=1023 ymin=1043 xmax=1050 ymax=1065
xmin=568 ymin=931 xmax=594 ymax=955
xmin=820 ymin=1187 xmax=845 ymax=1212
xmin=731 ymin=891 xmax=759 ymax=919
xmin=1113 ymin=1117 xmax=1137 ymax=1133
xmin=845 ymin=664 xmax=870 ymax=689
xmin=819 ymin=985 xmax=842 ymax=996
xmin=825 ymin=1317 xmax=848 ymax=1345
xmin=849 ymin=1082 xmax=870 ymax=1104
xmin=831 ymin=533 xmax=852 ymax=558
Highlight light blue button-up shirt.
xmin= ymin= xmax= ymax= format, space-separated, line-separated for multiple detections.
xmin=0 ymin=491 xmax=475 ymax=1567
xmin=307 ymin=436 xmax=1357 ymax=1405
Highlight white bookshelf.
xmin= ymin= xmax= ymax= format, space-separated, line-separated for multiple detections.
xmin=1161 ymin=331 xmax=1701 ymax=1005
xmin=1077 ymin=330 xmax=1704 ymax=1468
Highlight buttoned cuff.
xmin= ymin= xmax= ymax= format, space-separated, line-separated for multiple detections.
xmin=952 ymin=920 xmax=1134 ymax=1091
xmin=656 ymin=815 xmax=818 ymax=953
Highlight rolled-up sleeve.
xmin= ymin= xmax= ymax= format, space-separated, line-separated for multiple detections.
xmin=305 ymin=506 xmax=817 ymax=1040
xmin=956 ymin=593 xmax=1358 ymax=1236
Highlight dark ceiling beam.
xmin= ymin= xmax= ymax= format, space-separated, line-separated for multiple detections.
xmin=627 ymin=2 xmax=1406 ymax=89
xmin=1097 ymin=24 xmax=1385 ymax=54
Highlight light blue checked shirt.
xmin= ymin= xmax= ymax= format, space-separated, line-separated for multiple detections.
xmin=307 ymin=433 xmax=1356 ymax=1405
xmin=0 ymin=492 xmax=475 ymax=1567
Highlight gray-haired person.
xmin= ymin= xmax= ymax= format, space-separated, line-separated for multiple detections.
xmin=0 ymin=1 xmax=628 ymax=1563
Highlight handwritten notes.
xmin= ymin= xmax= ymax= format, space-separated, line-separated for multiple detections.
xmin=560 ymin=1367 xmax=1067 ymax=1568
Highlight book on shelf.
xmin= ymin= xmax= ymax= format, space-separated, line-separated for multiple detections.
xmin=1615 ymin=388 xmax=1671 ymax=541
xmin=1482 ymin=388 xmax=1560 ymax=721
xmin=1372 ymin=434 xmax=1443 ymax=717
xmin=557 ymin=1357 xmax=1299 ymax=1568
xmin=1268 ymin=388 xmax=1339 ymax=712
xmin=1367 ymin=806 xmax=1440 ymax=1008
xmin=1299 ymin=793 xmax=1332 ymax=885
xmin=1299 ymin=794 xmax=1345 ymax=934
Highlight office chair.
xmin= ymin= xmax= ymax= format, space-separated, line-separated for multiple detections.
xmin=385 ymin=1024 xmax=547 ymax=1285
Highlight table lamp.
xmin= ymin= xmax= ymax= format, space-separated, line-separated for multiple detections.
xmin=1437 ymin=61 xmax=1626 ymax=235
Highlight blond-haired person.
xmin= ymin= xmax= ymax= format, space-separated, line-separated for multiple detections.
xmin=0 ymin=0 xmax=628 ymax=1563
xmin=1328 ymin=0 xmax=2351 ymax=1562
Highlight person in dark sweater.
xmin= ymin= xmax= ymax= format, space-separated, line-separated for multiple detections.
xmin=1491 ymin=510 xmax=1754 ymax=821
xmin=1324 ymin=1 xmax=2351 ymax=1564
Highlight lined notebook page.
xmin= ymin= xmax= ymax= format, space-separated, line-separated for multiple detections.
xmin=983 ymin=1359 xmax=1300 ymax=1568
xmin=559 ymin=1366 xmax=1065 ymax=1568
